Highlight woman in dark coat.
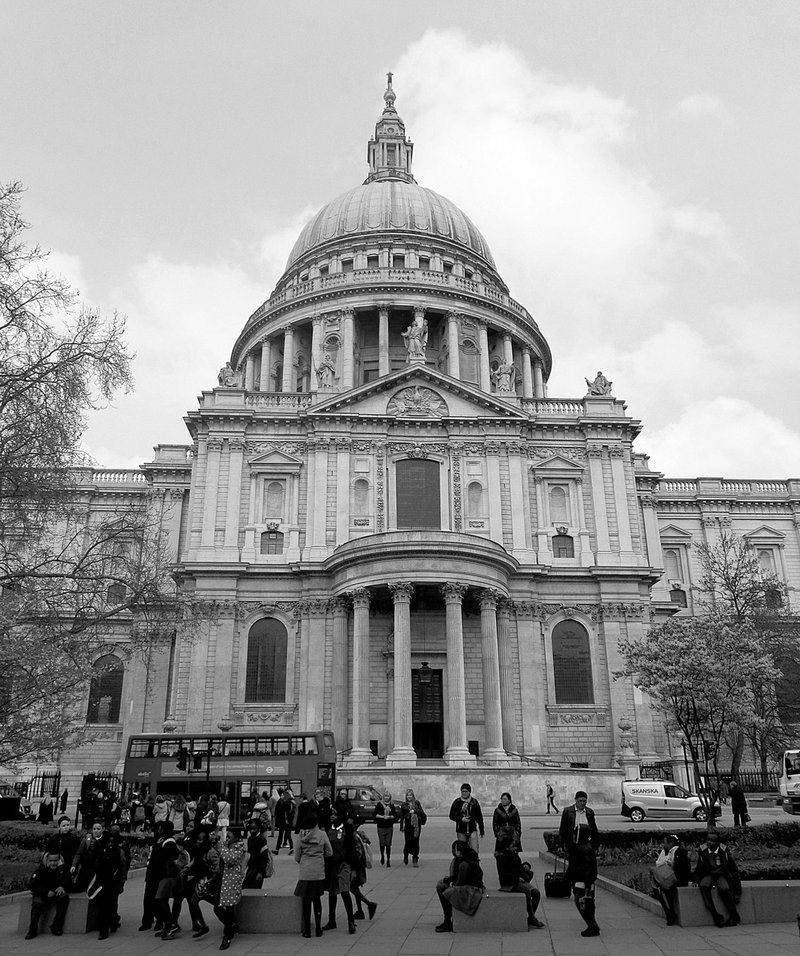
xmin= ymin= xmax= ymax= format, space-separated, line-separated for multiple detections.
xmin=492 ymin=792 xmax=522 ymax=851
xmin=399 ymin=789 xmax=427 ymax=867
xmin=729 ymin=781 xmax=749 ymax=827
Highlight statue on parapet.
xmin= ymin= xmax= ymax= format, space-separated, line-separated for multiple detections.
xmin=492 ymin=360 xmax=516 ymax=393
xmin=315 ymin=353 xmax=336 ymax=388
xmin=217 ymin=361 xmax=240 ymax=387
xmin=402 ymin=314 xmax=428 ymax=362
xmin=585 ymin=371 xmax=612 ymax=396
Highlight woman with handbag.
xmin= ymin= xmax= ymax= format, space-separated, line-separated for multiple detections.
xmin=492 ymin=792 xmax=522 ymax=851
xmin=213 ymin=829 xmax=245 ymax=950
xmin=347 ymin=817 xmax=378 ymax=922
xmin=399 ymin=789 xmax=427 ymax=867
xmin=293 ymin=810 xmax=332 ymax=938
xmin=435 ymin=841 xmax=484 ymax=933
xmin=652 ymin=834 xmax=691 ymax=925
xmin=730 ymin=781 xmax=749 ymax=827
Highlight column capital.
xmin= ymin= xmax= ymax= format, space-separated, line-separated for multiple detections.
xmin=376 ymin=301 xmax=391 ymax=314
xmin=480 ymin=588 xmax=502 ymax=610
xmin=312 ymin=315 xmax=324 ymax=327
xmin=330 ymin=597 xmax=349 ymax=615
xmin=497 ymin=597 xmax=515 ymax=619
xmin=389 ymin=581 xmax=414 ymax=603
xmin=340 ymin=306 xmax=355 ymax=320
xmin=446 ymin=309 xmax=461 ymax=322
xmin=349 ymin=587 xmax=371 ymax=609
xmin=441 ymin=582 xmax=468 ymax=603
xmin=412 ymin=305 xmax=426 ymax=320
xmin=229 ymin=438 xmax=245 ymax=452
xmin=207 ymin=438 xmax=224 ymax=453
xmin=522 ymin=345 xmax=531 ymax=356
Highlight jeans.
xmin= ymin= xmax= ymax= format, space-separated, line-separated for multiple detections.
xmin=456 ymin=831 xmax=480 ymax=852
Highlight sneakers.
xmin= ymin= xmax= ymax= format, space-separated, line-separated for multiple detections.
xmin=435 ymin=922 xmax=453 ymax=933
xmin=712 ymin=913 xmax=725 ymax=928
xmin=581 ymin=925 xmax=600 ymax=937
xmin=321 ymin=922 xmax=336 ymax=931
xmin=25 ymin=931 xmax=38 ymax=940
xmin=354 ymin=910 xmax=365 ymax=920
xmin=528 ymin=917 xmax=545 ymax=928
xmin=412 ymin=858 xmax=419 ymax=867
xmin=367 ymin=902 xmax=378 ymax=920
xmin=161 ymin=926 xmax=179 ymax=940
xmin=192 ymin=926 xmax=210 ymax=938
xmin=219 ymin=938 xmax=230 ymax=950
xmin=348 ymin=921 xmax=356 ymax=934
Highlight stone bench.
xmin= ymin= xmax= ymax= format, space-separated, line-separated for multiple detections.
xmin=17 ymin=896 xmax=98 ymax=935
xmin=235 ymin=889 xmax=303 ymax=933
xmin=452 ymin=891 xmax=529 ymax=933
xmin=677 ymin=881 xmax=800 ymax=926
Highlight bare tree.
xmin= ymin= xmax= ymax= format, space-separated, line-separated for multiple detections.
xmin=0 ymin=181 xmax=182 ymax=765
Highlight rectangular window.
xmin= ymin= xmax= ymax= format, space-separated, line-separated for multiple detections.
xmin=367 ymin=255 xmax=379 ymax=269
xmin=396 ymin=459 xmax=441 ymax=529
xmin=341 ymin=259 xmax=353 ymax=273
xmin=392 ymin=254 xmax=405 ymax=269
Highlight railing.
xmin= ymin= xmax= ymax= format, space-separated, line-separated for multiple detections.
xmin=519 ymin=399 xmax=587 ymax=415
xmin=245 ymin=393 xmax=314 ymax=409
xmin=723 ymin=769 xmax=780 ymax=793
xmin=92 ymin=470 xmax=147 ymax=484
xmin=659 ymin=479 xmax=791 ymax=497
xmin=640 ymin=761 xmax=674 ymax=781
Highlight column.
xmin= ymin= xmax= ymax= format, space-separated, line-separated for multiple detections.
xmin=497 ymin=600 xmax=517 ymax=755
xmin=336 ymin=439 xmax=350 ymax=545
xmin=575 ymin=478 xmax=594 ymax=566
xmin=521 ymin=348 xmax=533 ymax=398
xmin=348 ymin=588 xmax=374 ymax=765
xmin=386 ymin=582 xmax=416 ymax=767
xmin=478 ymin=321 xmax=491 ymax=391
xmin=447 ymin=311 xmax=460 ymax=378
xmin=310 ymin=438 xmax=329 ymax=559
xmin=304 ymin=602 xmax=327 ymax=732
xmin=441 ymin=583 xmax=475 ymax=766
xmin=331 ymin=600 xmax=349 ymax=752
xmin=479 ymin=590 xmax=507 ymax=763
xmin=587 ymin=445 xmax=614 ymax=564
xmin=341 ymin=308 xmax=355 ymax=388
xmin=502 ymin=332 xmax=513 ymax=364
xmin=533 ymin=358 xmax=545 ymax=399
xmin=212 ymin=607 xmax=236 ymax=727
xmin=199 ymin=439 xmax=222 ymax=551
xmin=378 ymin=304 xmax=390 ymax=377
xmin=259 ymin=339 xmax=272 ymax=391
xmin=244 ymin=352 xmax=255 ymax=391
xmin=602 ymin=610 xmax=642 ymax=762
xmin=515 ymin=605 xmax=548 ymax=755
xmin=311 ymin=316 xmax=323 ymax=386
xmin=281 ymin=326 xmax=295 ymax=392
xmin=640 ymin=493 xmax=670 ymax=601
xmin=222 ymin=438 xmax=244 ymax=553
xmin=609 ymin=446 xmax=635 ymax=562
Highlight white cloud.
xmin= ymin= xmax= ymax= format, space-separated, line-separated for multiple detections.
xmin=670 ymin=93 xmax=736 ymax=128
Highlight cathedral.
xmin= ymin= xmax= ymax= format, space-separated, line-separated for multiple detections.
xmin=59 ymin=79 xmax=800 ymax=801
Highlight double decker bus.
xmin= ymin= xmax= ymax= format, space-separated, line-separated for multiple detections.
xmin=123 ymin=730 xmax=336 ymax=823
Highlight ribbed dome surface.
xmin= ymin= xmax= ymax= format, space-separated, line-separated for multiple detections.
xmin=286 ymin=180 xmax=496 ymax=270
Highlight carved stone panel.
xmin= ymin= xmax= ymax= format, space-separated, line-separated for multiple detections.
xmin=387 ymin=386 xmax=448 ymax=418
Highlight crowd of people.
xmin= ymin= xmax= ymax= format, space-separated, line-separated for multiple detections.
xmin=22 ymin=780 xmax=751 ymax=944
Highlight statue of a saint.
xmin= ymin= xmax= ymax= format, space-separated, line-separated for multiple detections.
xmin=492 ymin=360 xmax=516 ymax=393
xmin=217 ymin=361 xmax=239 ymax=387
xmin=315 ymin=353 xmax=336 ymax=388
xmin=402 ymin=315 xmax=428 ymax=362
xmin=585 ymin=371 xmax=613 ymax=396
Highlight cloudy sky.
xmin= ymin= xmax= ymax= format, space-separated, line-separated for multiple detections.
xmin=4 ymin=1 xmax=800 ymax=477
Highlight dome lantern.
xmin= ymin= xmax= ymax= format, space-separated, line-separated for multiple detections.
xmin=364 ymin=72 xmax=416 ymax=185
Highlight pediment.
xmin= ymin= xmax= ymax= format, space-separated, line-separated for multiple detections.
xmin=247 ymin=449 xmax=303 ymax=473
xmin=307 ymin=366 xmax=529 ymax=421
xmin=530 ymin=454 xmax=584 ymax=472
xmin=743 ymin=525 xmax=786 ymax=543
xmin=658 ymin=524 xmax=693 ymax=541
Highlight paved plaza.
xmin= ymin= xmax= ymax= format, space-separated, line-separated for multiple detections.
xmin=4 ymin=813 xmax=799 ymax=956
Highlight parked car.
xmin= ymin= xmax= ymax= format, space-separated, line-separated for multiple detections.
xmin=621 ymin=779 xmax=717 ymax=823
xmin=336 ymin=785 xmax=383 ymax=821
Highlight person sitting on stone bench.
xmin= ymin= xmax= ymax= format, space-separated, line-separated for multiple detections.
xmin=25 ymin=852 xmax=70 ymax=939
xmin=694 ymin=830 xmax=741 ymax=927
xmin=494 ymin=827 xmax=545 ymax=928
xmin=435 ymin=841 xmax=484 ymax=933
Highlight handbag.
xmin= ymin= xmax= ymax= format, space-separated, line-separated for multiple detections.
xmin=544 ymin=853 xmax=571 ymax=898
xmin=195 ymin=873 xmax=222 ymax=904
xmin=262 ymin=847 xmax=274 ymax=879
xmin=356 ymin=832 xmax=373 ymax=869
xmin=652 ymin=861 xmax=677 ymax=890
xmin=744 ymin=812 xmax=751 ymax=823
xmin=442 ymin=884 xmax=483 ymax=916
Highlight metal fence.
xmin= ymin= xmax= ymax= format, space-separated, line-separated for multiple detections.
xmin=722 ymin=769 xmax=780 ymax=793
xmin=640 ymin=762 xmax=675 ymax=780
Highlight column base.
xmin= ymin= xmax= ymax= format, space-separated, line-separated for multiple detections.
xmin=443 ymin=747 xmax=477 ymax=767
xmin=480 ymin=748 xmax=514 ymax=767
xmin=385 ymin=747 xmax=417 ymax=768
xmin=616 ymin=753 xmax=641 ymax=780
xmin=341 ymin=748 xmax=375 ymax=769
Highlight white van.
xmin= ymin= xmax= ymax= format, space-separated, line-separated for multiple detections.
xmin=621 ymin=780 xmax=709 ymax=822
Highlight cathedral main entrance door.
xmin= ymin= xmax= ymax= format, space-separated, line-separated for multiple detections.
xmin=411 ymin=668 xmax=444 ymax=758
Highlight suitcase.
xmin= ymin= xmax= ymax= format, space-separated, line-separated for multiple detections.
xmin=544 ymin=851 xmax=571 ymax=898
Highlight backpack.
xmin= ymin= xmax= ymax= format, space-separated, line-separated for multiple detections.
xmin=355 ymin=831 xmax=372 ymax=869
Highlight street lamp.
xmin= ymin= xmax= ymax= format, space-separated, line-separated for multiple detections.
xmin=675 ymin=733 xmax=691 ymax=790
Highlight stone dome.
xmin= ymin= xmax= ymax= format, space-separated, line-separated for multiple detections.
xmin=286 ymin=179 xmax=497 ymax=271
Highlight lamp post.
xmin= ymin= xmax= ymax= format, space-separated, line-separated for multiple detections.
xmin=675 ymin=733 xmax=691 ymax=790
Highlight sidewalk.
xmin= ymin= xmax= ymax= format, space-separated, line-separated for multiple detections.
xmin=3 ymin=820 xmax=798 ymax=955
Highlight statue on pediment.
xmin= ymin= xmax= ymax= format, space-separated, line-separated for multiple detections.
xmin=492 ymin=359 xmax=516 ymax=393
xmin=402 ymin=314 xmax=428 ymax=362
xmin=585 ymin=371 xmax=612 ymax=396
xmin=315 ymin=353 xmax=336 ymax=388
xmin=217 ymin=361 xmax=240 ymax=387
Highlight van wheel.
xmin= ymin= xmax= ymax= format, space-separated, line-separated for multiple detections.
xmin=694 ymin=807 xmax=708 ymax=822
xmin=630 ymin=808 xmax=645 ymax=823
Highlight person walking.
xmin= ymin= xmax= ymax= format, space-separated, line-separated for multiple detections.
xmin=546 ymin=782 xmax=559 ymax=814
xmin=373 ymin=790 xmax=398 ymax=866
xmin=214 ymin=830 xmax=245 ymax=950
xmin=559 ymin=790 xmax=601 ymax=937
xmin=492 ymin=792 xmax=522 ymax=851
xmin=494 ymin=829 xmax=544 ymax=928
xmin=274 ymin=789 xmax=296 ymax=853
xmin=25 ymin=851 xmax=71 ymax=939
xmin=216 ymin=794 xmax=231 ymax=842
xmin=652 ymin=834 xmax=691 ymax=925
xmin=321 ymin=807 xmax=357 ymax=933
xmin=348 ymin=819 xmax=378 ymax=922
xmin=449 ymin=783 xmax=484 ymax=853
xmin=242 ymin=819 xmax=272 ymax=889
xmin=729 ymin=781 xmax=749 ymax=827
xmin=294 ymin=811 xmax=332 ymax=938
xmin=188 ymin=831 xmax=222 ymax=939
xmin=92 ymin=827 xmax=128 ymax=939
xmin=695 ymin=831 xmax=741 ymax=927
xmin=434 ymin=841 xmax=484 ymax=933
xmin=399 ymin=788 xmax=427 ymax=867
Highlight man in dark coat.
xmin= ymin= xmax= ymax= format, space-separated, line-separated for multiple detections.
xmin=695 ymin=831 xmax=741 ymax=927
xmin=47 ymin=816 xmax=81 ymax=874
xmin=559 ymin=790 xmax=600 ymax=937
xmin=729 ymin=781 xmax=749 ymax=827
xmin=448 ymin=783 xmax=484 ymax=852
xmin=26 ymin=852 xmax=71 ymax=938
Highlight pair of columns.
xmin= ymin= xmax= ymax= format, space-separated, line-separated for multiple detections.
xmin=348 ymin=583 xmax=511 ymax=767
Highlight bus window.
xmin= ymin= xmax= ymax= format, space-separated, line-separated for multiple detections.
xmin=256 ymin=739 xmax=274 ymax=756
xmin=274 ymin=738 xmax=289 ymax=755
xmin=159 ymin=739 xmax=182 ymax=758
xmin=225 ymin=738 xmax=243 ymax=756
xmin=240 ymin=738 xmax=257 ymax=756
xmin=129 ymin=738 xmax=156 ymax=758
xmin=305 ymin=736 xmax=318 ymax=755
xmin=289 ymin=737 xmax=304 ymax=755
xmin=208 ymin=738 xmax=223 ymax=756
xmin=323 ymin=733 xmax=335 ymax=750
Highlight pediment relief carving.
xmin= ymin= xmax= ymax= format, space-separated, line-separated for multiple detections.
xmin=387 ymin=386 xmax=448 ymax=418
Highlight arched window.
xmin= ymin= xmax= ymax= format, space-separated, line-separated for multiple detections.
xmin=549 ymin=486 xmax=569 ymax=524
xmin=87 ymin=655 xmax=124 ymax=724
xmin=260 ymin=531 xmax=284 ymax=555
xmin=264 ymin=481 xmax=285 ymax=519
xmin=552 ymin=621 xmax=593 ymax=704
xmin=395 ymin=458 xmax=440 ymax=529
xmin=552 ymin=534 xmax=575 ymax=558
xmin=758 ymin=549 xmax=775 ymax=573
xmin=353 ymin=479 xmax=370 ymax=516
xmin=664 ymin=549 xmax=681 ymax=580
xmin=245 ymin=619 xmax=288 ymax=702
xmin=467 ymin=481 xmax=484 ymax=517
